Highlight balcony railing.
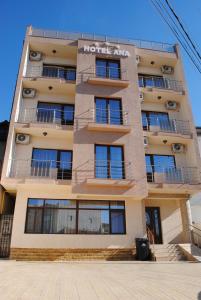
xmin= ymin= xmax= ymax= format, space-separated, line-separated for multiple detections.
xmin=146 ymin=166 xmax=200 ymax=184
xmin=26 ymin=65 xmax=76 ymax=81
xmin=86 ymin=66 xmax=128 ymax=81
xmin=138 ymin=75 xmax=183 ymax=92
xmin=90 ymin=108 xmax=129 ymax=126
xmin=142 ymin=117 xmax=191 ymax=135
xmin=19 ymin=108 xmax=74 ymax=126
xmin=87 ymin=160 xmax=133 ymax=180
xmin=9 ymin=159 xmax=72 ymax=180
xmin=30 ymin=28 xmax=176 ymax=53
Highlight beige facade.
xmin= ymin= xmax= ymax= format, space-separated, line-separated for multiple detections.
xmin=1 ymin=26 xmax=201 ymax=257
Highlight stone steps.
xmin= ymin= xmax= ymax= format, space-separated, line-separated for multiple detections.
xmin=151 ymin=244 xmax=186 ymax=261
xmin=10 ymin=248 xmax=136 ymax=261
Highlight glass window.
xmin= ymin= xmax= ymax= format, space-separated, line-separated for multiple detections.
xmin=31 ymin=149 xmax=72 ymax=180
xmin=26 ymin=208 xmax=43 ymax=233
xmin=43 ymin=209 xmax=76 ymax=234
xmin=79 ymin=201 xmax=109 ymax=209
xmin=95 ymin=98 xmax=122 ymax=125
xmin=78 ymin=210 xmax=109 ymax=234
xmin=142 ymin=111 xmax=169 ymax=131
xmin=96 ymin=59 xmax=120 ymax=79
xmin=111 ymin=211 xmax=125 ymax=234
xmin=95 ymin=145 xmax=124 ymax=179
xmin=25 ymin=199 xmax=126 ymax=235
xmin=42 ymin=65 xmax=76 ymax=81
xmin=37 ymin=103 xmax=74 ymax=125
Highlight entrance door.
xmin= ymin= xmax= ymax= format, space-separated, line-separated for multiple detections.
xmin=145 ymin=207 xmax=162 ymax=244
xmin=0 ymin=215 xmax=13 ymax=257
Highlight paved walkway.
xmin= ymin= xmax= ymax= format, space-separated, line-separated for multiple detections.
xmin=0 ymin=260 xmax=201 ymax=300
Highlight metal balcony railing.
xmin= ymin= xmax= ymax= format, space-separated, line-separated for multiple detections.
xmin=8 ymin=159 xmax=72 ymax=180
xmin=138 ymin=75 xmax=183 ymax=92
xmin=30 ymin=28 xmax=176 ymax=53
xmin=87 ymin=160 xmax=133 ymax=180
xmin=146 ymin=166 xmax=200 ymax=184
xmin=90 ymin=108 xmax=129 ymax=126
xmin=26 ymin=65 xmax=76 ymax=81
xmin=19 ymin=108 xmax=74 ymax=126
xmin=142 ymin=117 xmax=191 ymax=135
xmin=86 ymin=66 xmax=128 ymax=81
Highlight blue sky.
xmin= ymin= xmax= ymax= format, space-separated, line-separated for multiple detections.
xmin=0 ymin=0 xmax=201 ymax=124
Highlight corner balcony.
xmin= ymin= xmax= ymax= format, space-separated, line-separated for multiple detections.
xmin=142 ymin=117 xmax=192 ymax=139
xmin=87 ymin=108 xmax=130 ymax=133
xmin=146 ymin=165 xmax=200 ymax=186
xmin=85 ymin=160 xmax=134 ymax=187
xmin=138 ymin=75 xmax=184 ymax=95
xmin=86 ymin=66 xmax=129 ymax=87
xmin=24 ymin=65 xmax=76 ymax=93
xmin=7 ymin=159 xmax=72 ymax=184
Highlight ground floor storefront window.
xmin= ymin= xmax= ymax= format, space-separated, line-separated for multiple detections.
xmin=25 ymin=199 xmax=126 ymax=235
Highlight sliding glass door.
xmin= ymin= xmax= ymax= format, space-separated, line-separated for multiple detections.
xmin=95 ymin=98 xmax=123 ymax=125
xmin=95 ymin=145 xmax=124 ymax=179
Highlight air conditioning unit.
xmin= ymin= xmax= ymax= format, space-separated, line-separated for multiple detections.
xmin=144 ymin=136 xmax=149 ymax=147
xmin=161 ymin=65 xmax=174 ymax=74
xmin=22 ymin=88 xmax=36 ymax=98
xmin=172 ymin=143 xmax=185 ymax=153
xmin=136 ymin=55 xmax=141 ymax=65
xmin=29 ymin=50 xmax=42 ymax=61
xmin=16 ymin=133 xmax=30 ymax=145
xmin=139 ymin=92 xmax=144 ymax=102
xmin=165 ymin=100 xmax=178 ymax=110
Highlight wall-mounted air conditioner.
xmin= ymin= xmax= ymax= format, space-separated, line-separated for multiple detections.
xmin=161 ymin=65 xmax=174 ymax=74
xmin=16 ymin=133 xmax=30 ymax=145
xmin=29 ymin=51 xmax=42 ymax=61
xmin=22 ymin=88 xmax=36 ymax=98
xmin=172 ymin=143 xmax=185 ymax=153
xmin=165 ymin=100 xmax=178 ymax=110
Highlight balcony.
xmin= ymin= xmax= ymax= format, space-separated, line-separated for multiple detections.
xmin=138 ymin=75 xmax=184 ymax=94
xmin=85 ymin=160 xmax=134 ymax=187
xmin=8 ymin=159 xmax=72 ymax=183
xmin=18 ymin=107 xmax=74 ymax=127
xmin=142 ymin=117 xmax=191 ymax=137
xmin=87 ymin=108 xmax=130 ymax=133
xmin=86 ymin=66 xmax=129 ymax=87
xmin=146 ymin=166 xmax=200 ymax=185
xmin=25 ymin=65 xmax=76 ymax=83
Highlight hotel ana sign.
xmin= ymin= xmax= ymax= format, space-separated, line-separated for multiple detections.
xmin=83 ymin=45 xmax=130 ymax=57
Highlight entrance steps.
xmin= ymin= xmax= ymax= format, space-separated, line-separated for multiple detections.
xmin=10 ymin=248 xmax=136 ymax=261
xmin=151 ymin=244 xmax=187 ymax=261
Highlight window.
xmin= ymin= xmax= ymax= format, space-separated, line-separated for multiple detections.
xmin=138 ymin=74 xmax=165 ymax=88
xmin=25 ymin=199 xmax=126 ymax=234
xmin=31 ymin=148 xmax=72 ymax=179
xmin=96 ymin=59 xmax=120 ymax=79
xmin=95 ymin=98 xmax=123 ymax=125
xmin=142 ymin=111 xmax=169 ymax=131
xmin=42 ymin=64 xmax=76 ymax=81
xmin=145 ymin=154 xmax=176 ymax=182
xmin=37 ymin=102 xmax=74 ymax=125
xmin=95 ymin=145 xmax=125 ymax=179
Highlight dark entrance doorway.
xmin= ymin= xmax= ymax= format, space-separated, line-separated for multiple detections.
xmin=0 ymin=193 xmax=15 ymax=257
xmin=145 ymin=207 xmax=163 ymax=244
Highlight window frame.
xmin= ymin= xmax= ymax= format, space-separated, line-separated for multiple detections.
xmin=142 ymin=110 xmax=169 ymax=131
xmin=42 ymin=64 xmax=76 ymax=81
xmin=95 ymin=144 xmax=125 ymax=179
xmin=95 ymin=97 xmax=123 ymax=125
xmin=96 ymin=58 xmax=121 ymax=79
xmin=31 ymin=148 xmax=73 ymax=180
xmin=37 ymin=102 xmax=75 ymax=125
xmin=25 ymin=199 xmax=126 ymax=235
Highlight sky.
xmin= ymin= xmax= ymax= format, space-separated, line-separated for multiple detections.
xmin=0 ymin=0 xmax=201 ymax=125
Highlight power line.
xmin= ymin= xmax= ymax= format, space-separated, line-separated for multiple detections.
xmin=149 ymin=0 xmax=201 ymax=74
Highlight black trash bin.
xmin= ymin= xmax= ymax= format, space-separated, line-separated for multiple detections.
xmin=135 ymin=238 xmax=150 ymax=261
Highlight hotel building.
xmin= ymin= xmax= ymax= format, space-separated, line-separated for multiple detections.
xmin=0 ymin=26 xmax=201 ymax=260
